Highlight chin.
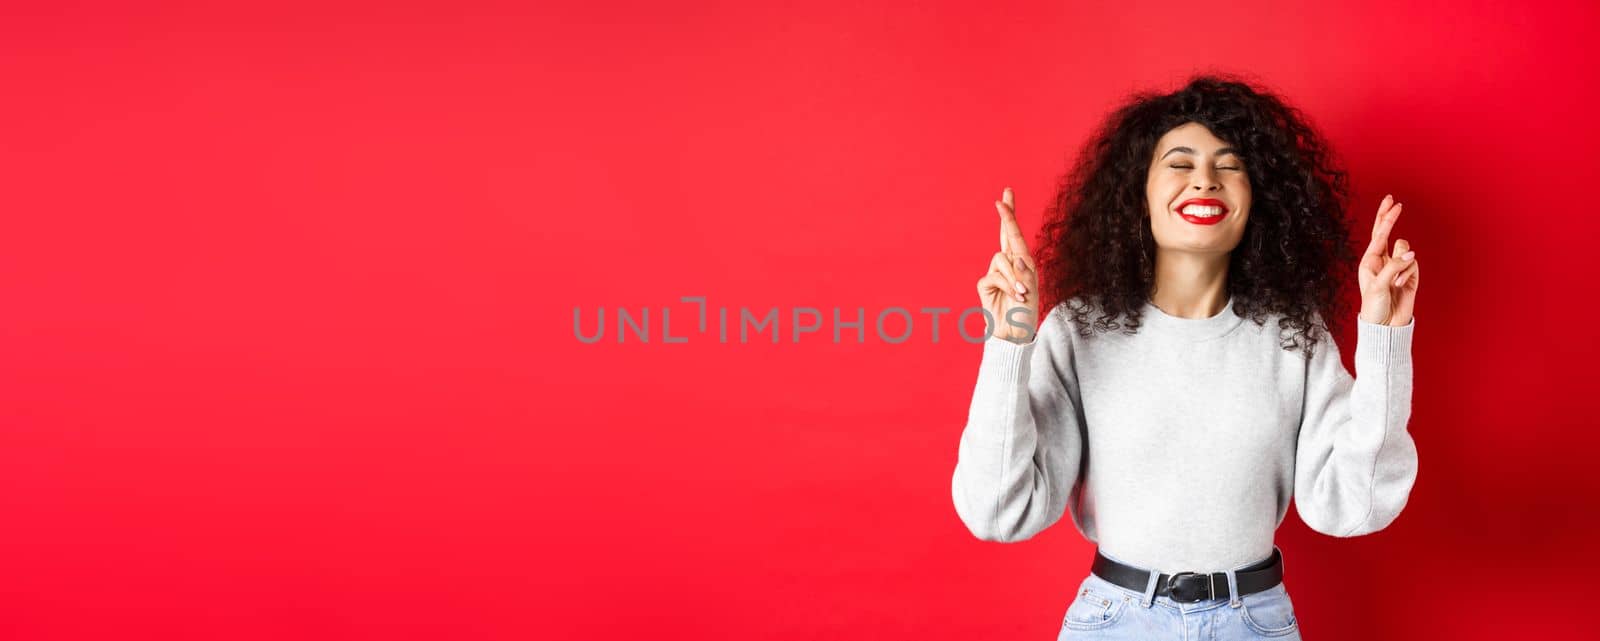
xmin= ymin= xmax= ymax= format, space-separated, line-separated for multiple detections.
xmin=1157 ymin=238 xmax=1241 ymax=254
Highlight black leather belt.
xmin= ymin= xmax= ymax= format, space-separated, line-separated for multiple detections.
xmin=1090 ymin=547 xmax=1283 ymax=604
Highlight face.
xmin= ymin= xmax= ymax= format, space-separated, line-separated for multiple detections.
xmin=1145 ymin=122 xmax=1251 ymax=255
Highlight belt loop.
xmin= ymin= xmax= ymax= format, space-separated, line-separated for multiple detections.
xmin=1226 ymin=568 xmax=1241 ymax=608
xmin=1140 ymin=569 xmax=1160 ymax=608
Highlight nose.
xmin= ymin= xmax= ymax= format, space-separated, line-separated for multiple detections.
xmin=1191 ymin=175 xmax=1221 ymax=192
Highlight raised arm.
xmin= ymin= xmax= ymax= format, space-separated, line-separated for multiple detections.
xmin=951 ymin=306 xmax=1086 ymax=542
xmin=1292 ymin=316 xmax=1417 ymax=536
xmin=951 ymin=187 xmax=1086 ymax=542
xmin=1295 ymin=193 xmax=1423 ymax=536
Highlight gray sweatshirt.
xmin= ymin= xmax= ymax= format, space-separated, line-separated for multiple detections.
xmin=950 ymin=294 xmax=1417 ymax=573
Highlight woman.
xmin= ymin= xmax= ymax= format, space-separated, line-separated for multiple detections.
xmin=951 ymin=75 xmax=1420 ymax=641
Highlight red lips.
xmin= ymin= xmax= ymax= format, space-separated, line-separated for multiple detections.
xmin=1175 ymin=198 xmax=1229 ymax=226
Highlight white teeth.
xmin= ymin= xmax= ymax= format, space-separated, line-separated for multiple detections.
xmin=1180 ymin=205 xmax=1224 ymax=217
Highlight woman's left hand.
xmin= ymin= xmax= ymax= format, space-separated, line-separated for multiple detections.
xmin=1358 ymin=194 xmax=1420 ymax=326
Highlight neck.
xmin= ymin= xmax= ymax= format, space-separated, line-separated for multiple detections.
xmin=1150 ymin=249 xmax=1231 ymax=318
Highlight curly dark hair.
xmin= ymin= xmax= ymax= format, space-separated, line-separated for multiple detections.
xmin=1035 ymin=72 xmax=1358 ymax=358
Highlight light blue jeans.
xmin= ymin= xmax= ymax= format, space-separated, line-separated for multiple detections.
xmin=1057 ymin=546 xmax=1300 ymax=640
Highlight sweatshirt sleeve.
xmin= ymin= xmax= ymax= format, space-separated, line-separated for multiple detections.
xmin=1292 ymin=314 xmax=1418 ymax=537
xmin=951 ymin=305 xmax=1086 ymax=542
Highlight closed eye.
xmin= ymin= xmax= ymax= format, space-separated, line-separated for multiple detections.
xmin=1169 ymin=164 xmax=1243 ymax=170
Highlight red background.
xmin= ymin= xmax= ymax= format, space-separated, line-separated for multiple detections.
xmin=2 ymin=1 xmax=1596 ymax=639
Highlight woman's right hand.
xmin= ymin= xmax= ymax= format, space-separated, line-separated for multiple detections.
xmin=976 ymin=187 xmax=1040 ymax=343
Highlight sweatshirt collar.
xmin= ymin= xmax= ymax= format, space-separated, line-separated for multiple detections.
xmin=1139 ymin=293 xmax=1245 ymax=341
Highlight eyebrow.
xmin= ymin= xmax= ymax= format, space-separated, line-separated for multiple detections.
xmin=1160 ymin=146 xmax=1241 ymax=160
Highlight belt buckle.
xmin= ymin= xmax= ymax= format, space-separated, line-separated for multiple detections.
xmin=1165 ymin=571 xmax=1212 ymax=603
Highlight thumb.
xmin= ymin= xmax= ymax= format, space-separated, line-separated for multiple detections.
xmin=1373 ymin=253 xmax=1413 ymax=291
xmin=1015 ymin=257 xmax=1038 ymax=293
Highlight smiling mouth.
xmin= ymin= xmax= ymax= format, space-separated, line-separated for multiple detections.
xmin=1174 ymin=199 xmax=1228 ymax=225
